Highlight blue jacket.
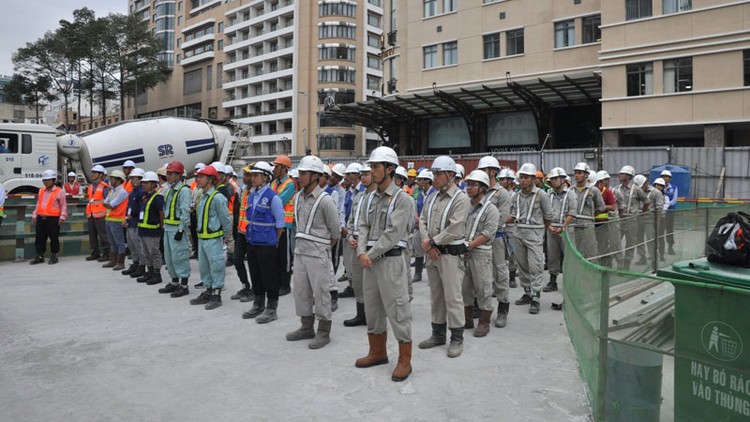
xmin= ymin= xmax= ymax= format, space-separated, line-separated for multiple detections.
xmin=246 ymin=185 xmax=285 ymax=246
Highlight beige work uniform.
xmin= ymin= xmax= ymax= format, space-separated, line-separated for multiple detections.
xmin=419 ymin=184 xmax=470 ymax=329
xmin=509 ymin=187 xmax=553 ymax=295
xmin=485 ymin=184 xmax=512 ymax=303
xmin=357 ymin=182 xmax=413 ymax=342
xmin=293 ymin=185 xmax=341 ymax=321
xmin=645 ymin=188 xmax=665 ymax=262
xmin=346 ymin=187 xmax=369 ymax=303
xmin=573 ymin=183 xmax=604 ymax=259
xmin=461 ymin=198 xmax=500 ymax=311
xmin=342 ymin=185 xmax=360 ymax=281
xmin=547 ymin=187 xmax=576 ymax=276
xmin=615 ymin=183 xmax=648 ymax=266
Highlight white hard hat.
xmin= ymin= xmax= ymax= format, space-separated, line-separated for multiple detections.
xmin=250 ymin=161 xmax=274 ymax=176
xmin=67 ymin=171 xmax=76 ymax=177
xmin=345 ymin=163 xmax=362 ymax=174
xmin=565 ymin=175 xmax=571 ymax=183
xmin=91 ymin=165 xmax=106 ymax=173
xmin=477 ymin=156 xmax=501 ymax=170
xmin=361 ymin=163 xmax=372 ymax=172
xmin=366 ymin=146 xmax=400 ymax=166
xmin=142 ymin=171 xmax=159 ymax=183
xmin=417 ymin=169 xmax=433 ymax=181
xmin=130 ymin=168 xmax=145 ymax=178
xmin=331 ymin=163 xmax=347 ymax=177
xmin=395 ymin=166 xmax=408 ymax=179
xmin=431 ymin=156 xmax=458 ymax=173
xmin=194 ymin=163 xmax=206 ymax=170
xmin=210 ymin=161 xmax=224 ymax=173
xmin=42 ymin=169 xmax=57 ymax=180
xmin=596 ymin=170 xmax=610 ymax=180
xmin=619 ymin=165 xmax=636 ymax=177
xmin=548 ymin=167 xmax=567 ymax=179
xmin=289 ymin=168 xmax=299 ymax=178
xmin=500 ymin=168 xmax=516 ymax=179
xmin=573 ymin=162 xmax=590 ymax=173
xmin=634 ymin=174 xmax=647 ymax=188
xmin=518 ymin=163 xmax=537 ymax=177
xmin=224 ymin=164 xmax=234 ymax=175
xmin=455 ymin=164 xmax=465 ymax=178
xmin=465 ymin=170 xmax=490 ymax=187
xmin=122 ymin=160 xmax=136 ymax=168
xmin=654 ymin=177 xmax=666 ymax=186
xmin=660 ymin=170 xmax=672 ymax=178
xmin=298 ymin=156 xmax=326 ymax=174
xmin=588 ymin=172 xmax=598 ymax=186
xmin=110 ymin=170 xmax=126 ymax=181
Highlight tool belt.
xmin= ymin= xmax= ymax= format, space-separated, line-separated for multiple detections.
xmin=366 ymin=246 xmax=403 ymax=257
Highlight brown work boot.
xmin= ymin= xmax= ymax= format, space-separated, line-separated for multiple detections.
xmin=474 ymin=310 xmax=492 ymax=337
xmin=355 ymin=333 xmax=389 ymax=368
xmin=464 ymin=306 xmax=474 ymax=329
xmin=112 ymin=254 xmax=125 ymax=271
xmin=102 ymin=252 xmax=116 ymax=268
xmin=391 ymin=342 xmax=413 ymax=382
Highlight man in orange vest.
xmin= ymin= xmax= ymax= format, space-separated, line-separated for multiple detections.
xmin=86 ymin=165 xmax=111 ymax=262
xmin=231 ymin=165 xmax=255 ymax=303
xmin=272 ymin=154 xmax=296 ymax=296
xmin=64 ymin=172 xmax=80 ymax=195
xmin=30 ymin=170 xmax=68 ymax=265
xmin=122 ymin=160 xmax=135 ymax=193
xmin=102 ymin=170 xmax=130 ymax=271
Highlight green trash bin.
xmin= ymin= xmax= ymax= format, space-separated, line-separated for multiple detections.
xmin=657 ymin=258 xmax=750 ymax=422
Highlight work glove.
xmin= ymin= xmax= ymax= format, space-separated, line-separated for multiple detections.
xmin=174 ymin=230 xmax=184 ymax=241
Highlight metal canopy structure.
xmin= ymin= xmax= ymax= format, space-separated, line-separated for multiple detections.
xmin=324 ymin=71 xmax=602 ymax=143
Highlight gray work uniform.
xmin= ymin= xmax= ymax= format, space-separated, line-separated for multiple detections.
xmin=461 ymin=198 xmax=500 ymax=311
xmin=342 ymin=185 xmax=360 ymax=285
xmin=346 ymin=187 xmax=369 ymax=303
xmin=293 ymin=185 xmax=341 ymax=321
xmin=609 ymin=186 xmax=625 ymax=263
xmin=504 ymin=187 xmax=518 ymax=274
xmin=419 ymin=184 xmax=470 ymax=329
xmin=547 ymin=187 xmax=576 ymax=277
xmin=615 ymin=183 xmax=648 ymax=266
xmin=572 ymin=183 xmax=604 ymax=259
xmin=401 ymin=194 xmax=417 ymax=300
xmin=484 ymin=184 xmax=512 ymax=303
xmin=508 ymin=187 xmax=553 ymax=295
xmin=645 ymin=189 xmax=665 ymax=262
xmin=357 ymin=182 xmax=413 ymax=342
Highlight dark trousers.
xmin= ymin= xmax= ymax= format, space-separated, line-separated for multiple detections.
xmin=35 ymin=216 xmax=60 ymax=255
xmin=189 ymin=210 xmax=198 ymax=254
xmin=87 ymin=216 xmax=109 ymax=255
xmin=234 ymin=235 xmax=251 ymax=286
xmin=247 ymin=243 xmax=279 ymax=301
xmin=277 ymin=228 xmax=293 ymax=288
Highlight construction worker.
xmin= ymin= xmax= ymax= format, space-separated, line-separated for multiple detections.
xmin=189 ymin=163 xmax=205 ymax=260
xmin=122 ymin=160 xmax=135 ymax=193
xmin=594 ymin=171 xmax=619 ymax=268
xmin=321 ymin=164 xmax=344 ymax=312
xmin=645 ymin=177 xmax=668 ymax=265
xmin=404 ymin=168 xmax=419 ymax=198
xmin=64 ymin=172 xmax=80 ymax=195
xmin=661 ymin=169 xmax=678 ymax=255
xmin=394 ymin=166 xmax=407 ymax=189
xmin=331 ymin=163 xmax=348 ymax=276
xmin=158 ymin=161 xmax=193 ymax=298
xmin=354 ymin=146 xmax=413 ymax=382
xmin=30 ymin=170 xmax=67 ymax=265
xmin=461 ymin=170 xmax=500 ymax=337
xmin=543 ymin=168 xmax=576 ymax=293
xmin=231 ymin=166 xmax=255 ymax=303
xmin=156 ymin=167 xmax=169 ymax=196
xmin=508 ymin=163 xmax=553 ymax=315
xmin=136 ymin=171 xmax=165 ymax=286
xmin=455 ymin=164 xmax=467 ymax=191
xmin=411 ymin=169 xmax=436 ymax=283
xmin=535 ymin=170 xmax=552 ymax=192
xmin=418 ymin=156 xmax=470 ymax=358
xmin=85 ymin=165 xmax=110 ymax=262
xmin=615 ymin=166 xmax=649 ymax=270
xmin=343 ymin=163 xmax=375 ymax=327
xmin=122 ymin=168 xmax=146 ymax=278
xmin=477 ymin=156 xmax=512 ymax=328
xmin=189 ymin=165 xmax=231 ymax=309
xmin=240 ymin=161 xmax=286 ymax=324
xmin=286 ymin=155 xmax=341 ymax=350
xmin=571 ymin=162 xmax=605 ymax=260
xmin=102 ymin=170 xmax=129 ymax=271
xmin=339 ymin=162 xmax=363 ymax=297
xmin=271 ymin=154 xmax=297 ymax=296
xmin=498 ymin=168 xmax=518 ymax=288
xmin=634 ymin=174 xmax=652 ymax=265
xmin=210 ymin=162 xmax=236 ymax=267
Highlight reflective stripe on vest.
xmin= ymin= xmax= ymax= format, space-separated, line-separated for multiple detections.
xmin=352 ymin=193 xmax=367 ymax=237
xmin=364 ymin=188 xmax=408 ymax=248
xmin=87 ymin=182 xmax=108 ymax=218
xmin=198 ymin=190 xmax=224 ymax=239
xmin=164 ymin=185 xmax=187 ymax=226
xmin=515 ymin=189 xmax=541 ymax=225
xmin=64 ymin=182 xmax=79 ymax=195
xmin=425 ymin=188 xmax=466 ymax=246
xmin=37 ymin=186 xmax=62 ymax=217
xmin=294 ymin=191 xmax=330 ymax=244
xmin=138 ymin=193 xmax=161 ymax=229
xmin=468 ymin=201 xmax=492 ymax=250
xmin=237 ymin=190 xmax=250 ymax=234
xmin=105 ymin=187 xmax=128 ymax=222
xmin=248 ymin=187 xmax=278 ymax=246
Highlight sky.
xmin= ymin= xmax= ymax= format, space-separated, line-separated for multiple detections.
xmin=0 ymin=0 xmax=126 ymax=76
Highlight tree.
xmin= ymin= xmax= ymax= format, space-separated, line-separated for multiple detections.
xmin=59 ymin=8 xmax=97 ymax=132
xmin=4 ymin=74 xmax=57 ymax=121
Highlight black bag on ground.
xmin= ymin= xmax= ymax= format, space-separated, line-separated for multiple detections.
xmin=706 ymin=212 xmax=750 ymax=267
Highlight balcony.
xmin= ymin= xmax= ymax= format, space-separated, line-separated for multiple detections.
xmin=180 ymin=50 xmax=214 ymax=66
xmin=182 ymin=33 xmax=215 ymax=50
xmin=224 ymin=1 xmax=294 ymax=34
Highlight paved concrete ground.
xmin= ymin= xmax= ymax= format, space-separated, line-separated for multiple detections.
xmin=0 ymin=257 xmax=590 ymax=422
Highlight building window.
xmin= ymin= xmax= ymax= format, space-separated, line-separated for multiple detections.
xmin=367 ymin=76 xmax=381 ymax=91
xmin=177 ymin=15 xmax=182 ymax=25
xmin=218 ymin=22 xmax=224 ymax=33
xmin=744 ymin=50 xmax=750 ymax=86
xmin=423 ymin=45 xmax=438 ymax=69
xmin=207 ymin=65 xmax=212 ymax=91
xmin=626 ymin=62 xmax=653 ymax=96
xmin=319 ymin=45 xmax=356 ymax=61
xmin=663 ymin=57 xmax=692 ymax=93
xmin=424 ymin=0 xmax=437 ymax=17
xmin=367 ymin=14 xmax=381 ymax=27
xmin=177 ymin=38 xmax=182 ymax=48
xmin=319 ymin=134 xmax=355 ymax=151
xmin=443 ymin=41 xmax=457 ymax=66
xmin=217 ymin=39 xmax=223 ymax=50
xmin=554 ymin=20 xmax=575 ymax=48
xmin=626 ymin=0 xmax=652 ymax=20
xmin=367 ymin=54 xmax=381 ymax=69
xmin=368 ymin=33 xmax=381 ymax=48
xmin=582 ymin=15 xmax=601 ymax=44
xmin=319 ymin=23 xmax=357 ymax=39
xmin=319 ymin=2 xmax=357 ymax=17
xmin=443 ymin=0 xmax=456 ymax=13
xmin=483 ymin=33 xmax=500 ymax=59
xmin=506 ymin=28 xmax=524 ymax=55
xmin=178 ymin=1 xmax=182 ymax=11
xmin=318 ymin=67 xmax=356 ymax=83
xmin=663 ymin=0 xmax=691 ymax=14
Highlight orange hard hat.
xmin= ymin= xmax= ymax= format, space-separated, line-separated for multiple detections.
xmin=536 ymin=170 xmax=544 ymax=179
xmin=273 ymin=154 xmax=292 ymax=168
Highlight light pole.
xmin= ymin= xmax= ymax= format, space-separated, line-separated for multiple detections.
xmin=298 ymin=91 xmax=320 ymax=155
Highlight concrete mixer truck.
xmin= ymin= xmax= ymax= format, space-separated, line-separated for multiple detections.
xmin=0 ymin=117 xmax=245 ymax=193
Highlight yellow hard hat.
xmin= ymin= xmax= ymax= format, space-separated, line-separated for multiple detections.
xmin=407 ymin=169 xmax=418 ymax=177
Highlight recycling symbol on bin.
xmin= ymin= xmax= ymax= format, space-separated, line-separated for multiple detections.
xmin=701 ymin=321 xmax=743 ymax=362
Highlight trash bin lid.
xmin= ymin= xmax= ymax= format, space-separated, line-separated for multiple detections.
xmin=657 ymin=258 xmax=750 ymax=289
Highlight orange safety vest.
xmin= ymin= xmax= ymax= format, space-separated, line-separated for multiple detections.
xmin=64 ymin=181 xmax=80 ymax=195
xmin=123 ymin=179 xmax=133 ymax=193
xmin=272 ymin=177 xmax=295 ymax=225
xmin=190 ymin=180 xmax=197 ymax=190
xmin=404 ymin=185 xmax=414 ymax=196
xmin=105 ymin=187 xmax=129 ymax=222
xmin=237 ymin=189 xmax=250 ymax=234
xmin=86 ymin=181 xmax=109 ymax=218
xmin=37 ymin=186 xmax=63 ymax=217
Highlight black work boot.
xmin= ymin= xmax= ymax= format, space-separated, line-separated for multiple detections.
xmin=122 ymin=261 xmax=138 ymax=275
xmin=256 ymin=299 xmax=278 ymax=324
xmin=529 ymin=292 xmax=541 ymax=315
xmin=159 ymin=279 xmax=180 ymax=294
xmin=190 ymin=289 xmax=211 ymax=305
xmin=509 ymin=269 xmax=517 ymax=288
xmin=495 ymin=301 xmax=509 ymax=328
xmin=343 ymin=301 xmax=367 ymax=327
xmin=331 ymin=290 xmax=339 ymax=312
xmin=48 ymin=254 xmax=58 ymax=265
xmin=171 ymin=279 xmax=190 ymax=298
xmin=472 ymin=298 xmax=480 ymax=319
xmin=338 ymin=285 xmax=355 ymax=298
xmin=412 ymin=257 xmax=424 ymax=282
xmin=130 ymin=264 xmax=146 ymax=279
xmin=543 ymin=274 xmax=558 ymax=292
xmin=515 ymin=288 xmax=532 ymax=305
xmin=29 ymin=255 xmax=45 ymax=265
xmin=205 ymin=290 xmax=222 ymax=310
xmin=146 ymin=267 xmax=163 ymax=285
xmin=418 ymin=323 xmax=447 ymax=349
xmin=231 ymin=285 xmax=253 ymax=302
xmin=447 ymin=328 xmax=464 ymax=358
xmin=242 ymin=296 xmax=265 ymax=319
xmin=85 ymin=252 xmax=100 ymax=261
xmin=137 ymin=266 xmax=154 ymax=283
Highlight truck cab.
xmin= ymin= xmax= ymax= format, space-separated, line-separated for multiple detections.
xmin=0 ymin=123 xmax=57 ymax=194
